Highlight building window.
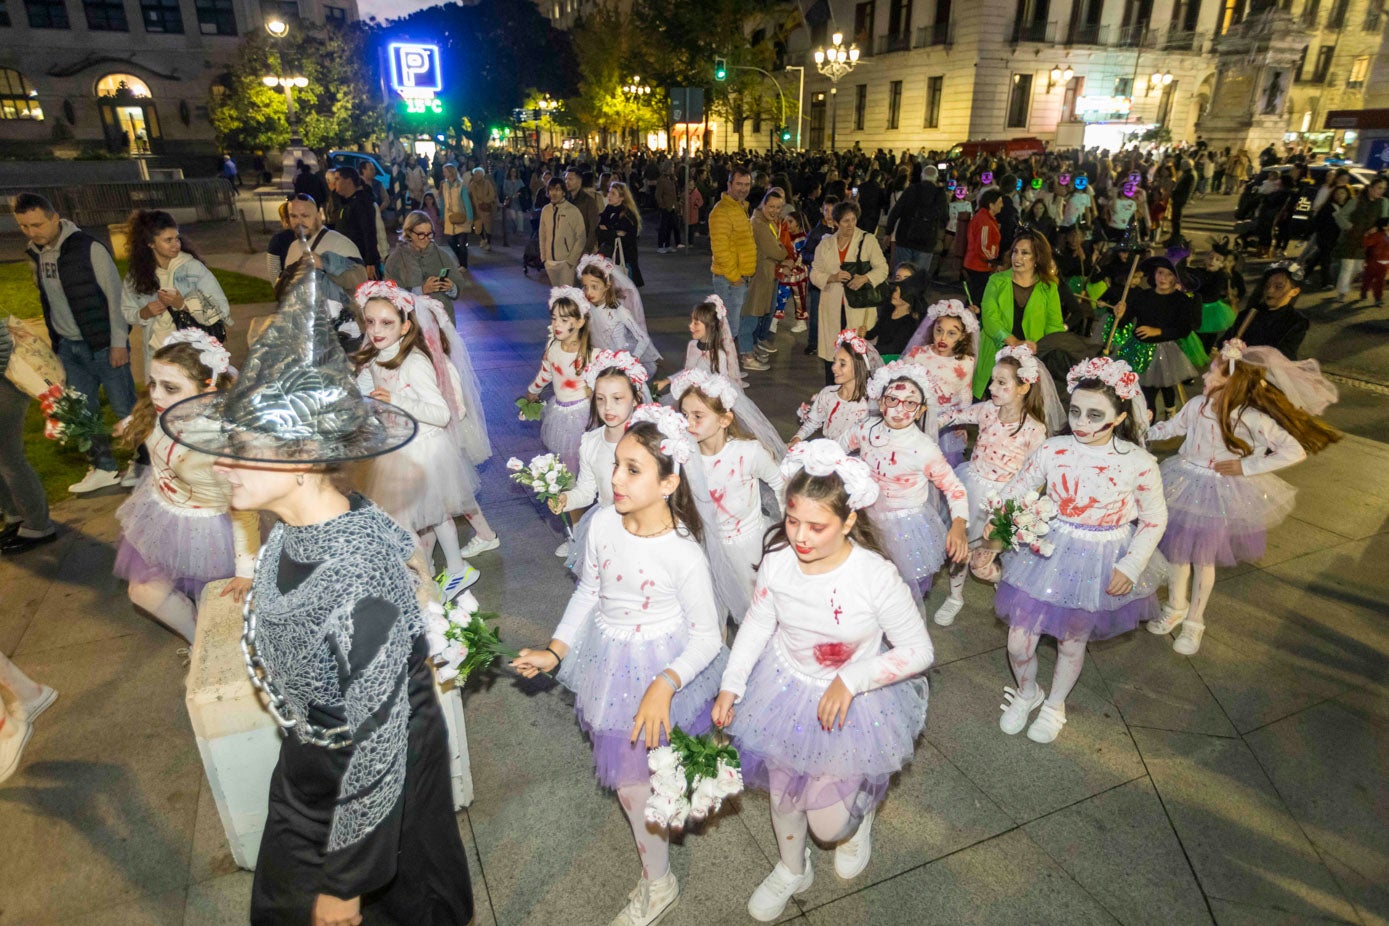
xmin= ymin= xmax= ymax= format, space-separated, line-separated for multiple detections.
xmin=854 ymin=83 xmax=867 ymax=130
xmin=1006 ymin=73 xmax=1032 ymax=127
xmin=854 ymin=0 xmax=876 ymax=50
xmin=1294 ymin=46 xmax=1308 ymax=81
xmin=1348 ymin=54 xmax=1370 ymax=87
xmin=141 ymin=0 xmax=181 ymax=31
xmin=0 ymin=1 xmax=9 ymax=24
xmin=1366 ymin=2 xmax=1382 ymax=30
xmin=1114 ymin=76 xmax=1134 ymax=96
xmin=924 ymin=75 xmax=942 ymax=127
xmin=83 ymin=0 xmax=125 ymax=29
xmin=887 ymin=79 xmax=903 ymax=128
xmin=25 ymin=0 xmax=69 ymax=27
xmin=260 ymin=0 xmax=296 ymax=21
xmin=1156 ymin=79 xmax=1177 ymax=124
xmin=1326 ymin=0 xmax=1347 ymax=26
xmin=1311 ymin=44 xmax=1334 ymax=82
xmin=195 ymin=0 xmax=234 ymax=33
xmin=0 ymin=68 xmax=43 ymax=119
xmin=324 ymin=3 xmax=345 ymax=23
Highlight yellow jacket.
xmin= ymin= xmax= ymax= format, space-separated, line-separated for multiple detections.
xmin=708 ymin=194 xmax=756 ymax=283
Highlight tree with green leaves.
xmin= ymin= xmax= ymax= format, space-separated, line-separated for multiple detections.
xmin=208 ymin=24 xmax=383 ymax=152
xmin=568 ymin=6 xmax=668 ymax=149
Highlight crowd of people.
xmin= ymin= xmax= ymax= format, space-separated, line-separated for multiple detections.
xmin=0 ymin=133 xmax=1360 ymax=926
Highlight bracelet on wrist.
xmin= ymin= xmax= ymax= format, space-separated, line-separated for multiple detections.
xmin=655 ymin=671 xmax=679 ymax=693
xmin=544 ymin=646 xmax=562 ymax=670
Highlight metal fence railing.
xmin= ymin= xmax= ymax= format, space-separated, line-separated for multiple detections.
xmin=0 ymin=179 xmax=236 ymax=227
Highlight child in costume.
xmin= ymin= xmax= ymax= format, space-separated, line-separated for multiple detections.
xmin=712 ymin=441 xmax=931 ymax=921
xmin=653 ymin=294 xmax=742 ymax=393
xmin=1106 ymin=256 xmax=1203 ymax=417
xmin=580 ymin=253 xmax=661 ymax=376
xmin=523 ymin=286 xmax=593 ymax=473
xmin=790 ymin=330 xmax=883 ymax=446
xmin=903 ymin=298 xmax=979 ymax=467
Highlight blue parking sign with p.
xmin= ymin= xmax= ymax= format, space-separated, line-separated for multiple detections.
xmin=389 ymin=43 xmax=443 ymax=95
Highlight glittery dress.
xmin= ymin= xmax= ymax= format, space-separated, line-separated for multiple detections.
xmin=528 ymin=339 xmax=589 ymax=473
xmin=904 ymin=348 xmax=977 ymax=466
xmin=793 ymin=385 xmax=870 ymax=443
xmin=938 ymin=403 xmax=1048 ymax=544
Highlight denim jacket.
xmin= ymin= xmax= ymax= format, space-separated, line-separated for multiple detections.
xmin=120 ymin=252 xmax=232 ymax=363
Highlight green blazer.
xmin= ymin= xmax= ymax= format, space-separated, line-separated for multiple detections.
xmin=975 ymin=269 xmax=1066 ymax=397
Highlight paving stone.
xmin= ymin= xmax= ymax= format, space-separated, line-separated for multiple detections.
xmin=1089 ymin=631 xmax=1238 ymax=738
xmin=49 ymin=888 xmax=186 ymax=926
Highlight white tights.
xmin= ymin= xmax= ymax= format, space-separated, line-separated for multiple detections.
xmin=1007 ymin=626 xmax=1091 ymax=709
xmin=947 ymin=560 xmax=967 ymax=600
xmin=419 ymin=513 xmax=497 ymax=574
xmin=617 ymin=782 xmax=670 ymax=881
xmin=769 ymin=786 xmax=860 ymax=874
xmin=1168 ymin=562 xmax=1216 ymax=626
xmin=128 ymin=579 xmax=197 ymax=643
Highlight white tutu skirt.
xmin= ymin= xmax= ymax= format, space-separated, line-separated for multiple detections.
xmin=556 ymin=611 xmax=728 ymax=790
xmin=1158 ymin=457 xmax=1297 ymax=566
xmin=1139 ymin=342 xmax=1198 ymax=388
xmin=996 ymin=519 xmax=1166 ymax=641
xmin=727 ymin=643 xmax=927 ymax=817
xmin=541 ymin=395 xmax=588 ymax=475
xmin=872 ymin=503 xmax=948 ymax=597
xmin=956 ymin=461 xmax=1008 ymax=545
xmin=358 ymin=428 xmax=479 ymax=532
xmin=114 ymin=477 xmax=235 ymax=600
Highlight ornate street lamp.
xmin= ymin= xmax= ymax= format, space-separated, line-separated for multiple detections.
xmin=263 ymin=75 xmax=309 ymax=145
xmin=814 ymin=32 xmax=859 ymax=151
xmin=621 ymin=76 xmax=651 ymax=149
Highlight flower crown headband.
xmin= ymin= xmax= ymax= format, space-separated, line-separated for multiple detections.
xmin=577 ymin=253 xmax=616 ymax=280
xmin=1219 ymin=338 xmax=1246 ymax=375
xmin=164 ymin=328 xmax=232 ymax=381
xmin=355 ymin=280 xmax=415 ymax=315
xmin=780 ymin=439 xmax=880 ymax=510
xmin=868 ymin=358 xmax=937 ymax=402
xmin=926 ymin=298 xmax=980 ymax=335
xmin=1066 ymin=356 xmax=1140 ymax=400
xmin=702 ymin=293 xmax=728 ymax=322
xmin=549 ymin=285 xmax=591 ymax=317
xmin=995 ymin=344 xmax=1041 ymax=384
xmin=836 ymin=328 xmax=869 ymax=356
xmin=628 ymin=404 xmax=694 ymax=470
xmin=584 ymin=349 xmax=649 ymax=389
xmin=669 ymin=368 xmax=738 ymax=410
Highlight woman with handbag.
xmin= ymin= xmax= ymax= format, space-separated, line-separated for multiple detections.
xmin=439 ymin=162 xmax=473 ymax=268
xmin=468 ymin=167 xmax=498 ymax=252
xmin=120 ymin=209 xmax=232 ymax=370
xmin=811 ymin=201 xmax=889 ymax=378
xmin=597 ymin=180 xmax=644 ymax=288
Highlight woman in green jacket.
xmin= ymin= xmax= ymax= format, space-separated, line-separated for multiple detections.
xmin=974 ymin=229 xmax=1067 ymax=397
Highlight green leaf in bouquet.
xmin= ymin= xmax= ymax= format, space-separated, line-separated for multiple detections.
xmin=669 ymin=725 xmax=741 ymax=789
xmin=515 ymin=396 xmax=544 ymax=421
xmin=454 ymin=610 xmax=521 ymax=684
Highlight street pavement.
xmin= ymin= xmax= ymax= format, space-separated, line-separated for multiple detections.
xmin=0 ymin=196 xmax=1385 ymax=926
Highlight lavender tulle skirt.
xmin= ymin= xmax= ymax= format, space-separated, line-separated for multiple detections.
xmin=556 ymin=610 xmax=728 ymax=790
xmin=541 ymin=395 xmax=588 ymax=475
xmin=359 ymin=428 xmax=479 ymax=532
xmin=1158 ymin=457 xmax=1297 ymax=566
xmin=995 ymin=519 xmax=1166 ymax=641
xmin=955 ymin=461 xmax=1007 ymax=545
xmin=872 ymin=503 xmax=948 ymax=596
xmin=113 ymin=478 xmax=235 ymax=600
xmin=728 ymin=642 xmax=927 ymax=817
xmin=1139 ymin=342 xmax=1199 ymax=388
xmin=939 ymin=426 xmax=967 ymax=470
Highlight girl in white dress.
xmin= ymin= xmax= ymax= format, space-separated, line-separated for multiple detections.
xmin=903 ymin=298 xmax=980 ymax=467
xmin=523 ymin=286 xmax=593 ymax=474
xmin=790 ymin=330 xmax=883 ymax=446
xmin=653 ymin=294 xmax=742 ymax=393
xmin=579 ymin=253 xmax=661 ymax=376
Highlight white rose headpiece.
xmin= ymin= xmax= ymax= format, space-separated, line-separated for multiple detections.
xmin=780 ymin=439 xmax=880 ymax=510
xmin=868 ymin=358 xmax=937 ymax=402
xmin=576 ymin=253 xmax=617 ymax=279
xmin=835 ymin=328 xmax=870 ymax=356
xmin=548 ymin=285 xmax=591 ymax=317
xmin=703 ymin=293 xmax=729 ymax=322
xmin=925 ymin=298 xmax=980 ymax=335
xmin=163 ymin=328 xmax=232 ymax=381
xmin=628 ymin=403 xmax=694 ymax=470
xmin=355 ymin=280 xmax=415 ymax=315
xmin=584 ymin=349 xmax=649 ymax=389
xmin=1066 ymin=356 xmax=1141 ymax=400
xmin=1219 ymin=338 xmax=1246 ymax=375
xmin=995 ymin=344 xmax=1042 ymax=384
xmin=669 ymin=368 xmax=739 ymax=411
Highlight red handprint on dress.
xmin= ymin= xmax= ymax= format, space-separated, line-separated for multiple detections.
xmin=1054 ymin=472 xmax=1101 ymax=518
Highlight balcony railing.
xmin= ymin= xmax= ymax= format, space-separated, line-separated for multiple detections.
xmin=875 ymin=32 xmax=913 ymax=54
xmin=915 ymin=21 xmax=954 ymax=46
xmin=1067 ymin=21 xmax=1105 ymax=44
xmin=1010 ymin=19 xmax=1057 ymax=42
xmin=1114 ymin=22 xmax=1148 ymax=46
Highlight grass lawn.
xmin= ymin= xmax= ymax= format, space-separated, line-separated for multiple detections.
xmin=3 ymin=259 xmax=271 ymax=501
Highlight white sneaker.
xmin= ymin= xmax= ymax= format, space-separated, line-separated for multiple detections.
xmin=13 ymin=686 xmax=58 ymax=725
xmin=1148 ymin=602 xmax=1188 ymax=635
xmin=119 ymin=465 xmax=142 ymax=488
xmin=0 ymin=716 xmax=33 ymax=785
xmin=554 ymin=539 xmax=572 ymax=558
xmin=748 ymin=848 xmax=813 ymax=921
xmin=1172 ymin=622 xmax=1205 ymax=655
xmin=440 ymin=565 xmax=480 ymax=602
xmin=790 ymin=321 xmax=808 ymax=333
xmin=458 ymin=534 xmax=500 ymax=557
xmin=999 ymin=686 xmax=1045 ymax=735
xmin=610 ymin=870 xmax=679 ymax=926
xmin=933 ymin=595 xmax=965 ymax=626
xmin=1027 ymin=703 xmax=1068 ymax=743
xmin=757 ymin=339 xmax=779 ymax=354
xmin=656 ymin=247 xmax=669 ymax=255
xmin=834 ymin=807 xmax=875 ymax=879
xmin=68 ymin=468 xmax=121 ymax=494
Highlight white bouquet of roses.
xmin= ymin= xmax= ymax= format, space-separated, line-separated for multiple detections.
xmin=644 ymin=727 xmax=744 ymax=831
xmin=984 ymin=490 xmax=1058 ymax=557
xmin=424 ymin=583 xmax=518 ymax=686
xmin=507 ymin=453 xmax=577 ymax=537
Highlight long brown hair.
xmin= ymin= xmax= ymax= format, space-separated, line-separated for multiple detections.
xmin=609 ymin=181 xmax=642 ymax=232
xmin=622 ymin=422 xmax=703 ymax=545
xmin=585 ymin=367 xmax=641 ymax=430
xmin=692 ymin=301 xmax=727 ymax=375
xmin=548 ymin=295 xmax=592 ymax=373
xmin=1210 ymin=363 xmax=1341 ymax=457
xmin=677 ymin=386 xmax=754 ymax=442
xmin=1011 ymin=228 xmax=1059 ymax=286
xmin=125 ymin=210 xmax=204 ymax=295
xmin=580 ymin=265 xmax=619 ymax=310
xmin=837 ymin=345 xmax=870 ymax=401
xmin=931 ymin=315 xmax=975 ymax=360
xmin=122 ymin=340 xmax=235 ymax=450
xmin=994 ymin=357 xmax=1049 ymax=435
xmin=351 ymin=297 xmax=432 ymax=370
xmin=761 ymin=468 xmax=885 ymax=562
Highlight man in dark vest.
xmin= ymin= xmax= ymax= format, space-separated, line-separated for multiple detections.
xmin=15 ymin=193 xmax=135 ymax=494
xmin=883 ymin=165 xmax=948 ymax=277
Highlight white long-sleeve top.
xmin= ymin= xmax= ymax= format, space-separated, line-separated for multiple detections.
xmin=681 ymin=339 xmax=742 ymax=384
xmin=564 ymin=426 xmax=619 ymax=511
xmin=1147 ymin=397 xmax=1306 ymax=475
xmin=720 ymin=544 xmax=933 ymax=698
xmin=703 ymin=438 xmax=785 ymax=542
xmin=794 ymin=385 xmax=871 ymax=442
xmin=904 ymin=348 xmax=976 ymax=413
xmin=840 ymin=421 xmax=970 ymax=518
xmin=355 ymin=342 xmax=455 ymax=434
xmin=145 ymin=423 xmax=259 ymax=577
xmin=555 ymin=506 xmax=723 ymax=689
xmin=1002 ymin=435 xmax=1168 ymax=582
xmin=940 ymin=402 xmax=1048 ymax=484
xmin=527 ymin=340 xmax=589 ymax=402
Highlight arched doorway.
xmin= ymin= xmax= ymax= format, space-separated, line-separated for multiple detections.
xmin=96 ymin=73 xmax=160 ymax=154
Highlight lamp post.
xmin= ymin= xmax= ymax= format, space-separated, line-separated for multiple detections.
xmin=814 ymin=32 xmax=859 ymax=151
xmin=263 ymin=75 xmax=308 ymax=145
xmin=264 ymin=17 xmax=288 ymax=37
xmin=538 ymin=95 xmax=560 ymax=151
xmin=621 ymin=75 xmax=651 ymax=149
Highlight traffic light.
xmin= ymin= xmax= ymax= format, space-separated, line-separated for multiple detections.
xmin=779 ymin=125 xmax=791 ymax=142
xmin=714 ymin=57 xmax=727 ymax=81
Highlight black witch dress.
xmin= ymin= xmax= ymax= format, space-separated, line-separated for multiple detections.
xmin=244 ymin=494 xmax=473 ymax=925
